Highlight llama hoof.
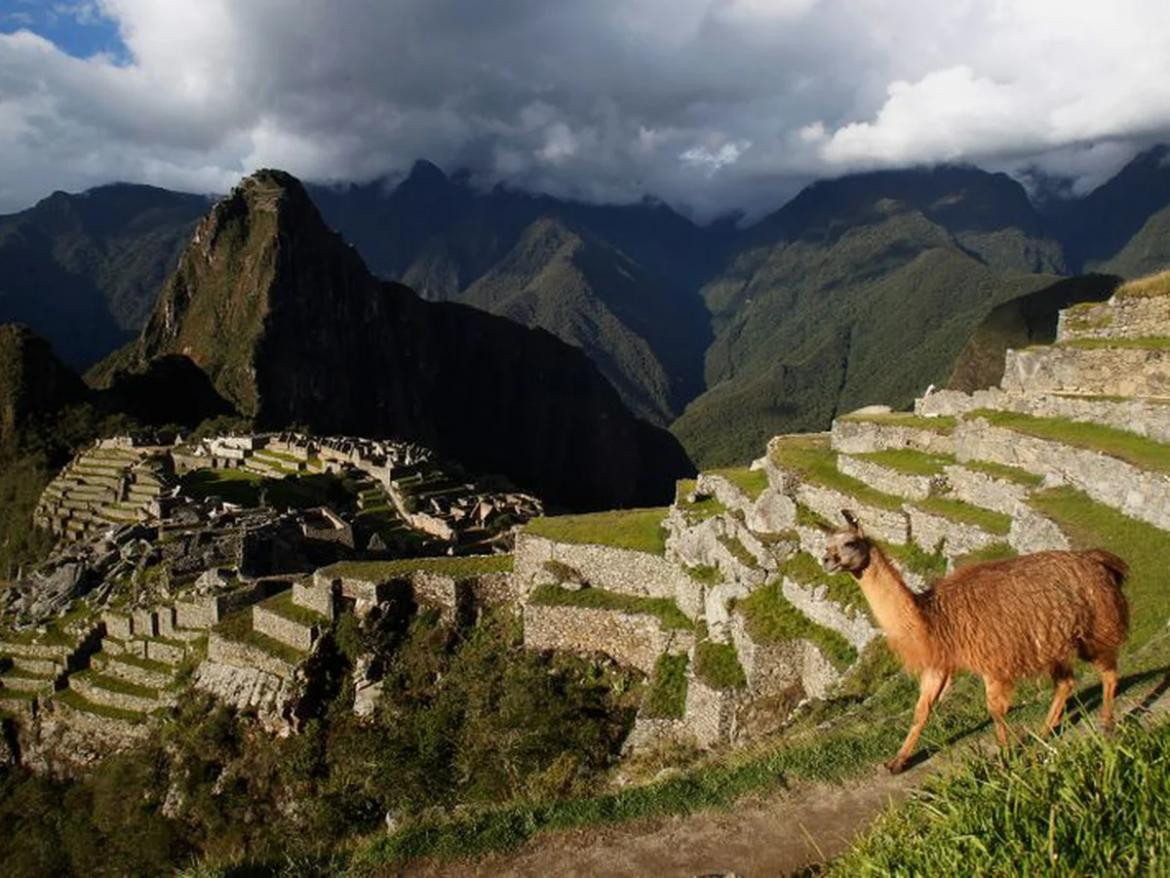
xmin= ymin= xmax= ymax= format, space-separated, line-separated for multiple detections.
xmin=885 ymin=757 xmax=906 ymax=775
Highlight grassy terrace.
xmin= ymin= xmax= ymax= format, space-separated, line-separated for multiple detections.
xmin=355 ymin=487 xmax=1170 ymax=870
xmin=180 ymin=468 xmax=343 ymax=509
xmin=853 ymin=448 xmax=955 ymax=476
xmin=768 ymin=436 xmax=904 ymax=512
xmin=717 ymin=534 xmax=758 ymax=569
xmin=694 ymin=640 xmax=747 ymax=690
xmin=736 ymin=582 xmax=857 ymax=670
xmin=0 ymin=688 xmax=37 ymax=702
xmin=912 ymin=495 xmax=1013 ymax=535
xmin=961 ymin=458 xmax=1044 ymax=486
xmin=882 ymin=540 xmax=949 ymax=582
xmin=260 ymin=590 xmax=327 ymax=626
xmin=528 ymin=585 xmax=693 ymax=631
xmin=972 ymin=409 xmax=1170 ymax=476
xmin=105 ymin=652 xmax=173 ymax=673
xmin=322 ymin=554 xmax=513 ymax=582
xmin=952 ymin=541 xmax=1017 ymax=568
xmin=1056 ymin=336 xmax=1170 ymax=350
xmin=525 ymin=508 xmax=669 ymax=555
xmin=641 ymin=654 xmax=688 ymax=719
xmin=1114 ymin=268 xmax=1170 ymax=299
xmin=837 ymin=412 xmax=957 ymax=433
xmin=213 ymin=610 xmax=305 ymax=666
xmin=53 ymin=688 xmax=145 ymax=723
xmin=779 ymin=551 xmax=867 ymax=616
xmin=77 ymin=670 xmax=158 ymax=700
xmin=707 ymin=467 xmax=769 ymax=499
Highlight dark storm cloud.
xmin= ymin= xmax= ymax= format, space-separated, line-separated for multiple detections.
xmin=1 ymin=0 xmax=1168 ymax=218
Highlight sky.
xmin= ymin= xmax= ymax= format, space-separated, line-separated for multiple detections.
xmin=1 ymin=0 xmax=1169 ymax=220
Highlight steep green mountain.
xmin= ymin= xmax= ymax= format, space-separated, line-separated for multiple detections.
xmin=102 ymin=169 xmax=692 ymax=510
xmin=310 ymin=164 xmax=720 ymax=423
xmin=673 ymin=167 xmax=1069 ymax=466
xmin=1045 ymin=145 xmax=1170 ymax=275
xmin=0 ymin=324 xmax=88 ymax=452
xmin=0 ymin=185 xmax=210 ymax=368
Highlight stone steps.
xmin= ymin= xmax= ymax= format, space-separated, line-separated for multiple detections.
xmin=1002 ymin=344 xmax=1170 ymax=398
xmin=835 ymin=451 xmax=950 ymax=502
xmin=1058 ymin=290 xmax=1170 ymax=342
xmin=68 ymin=671 xmax=163 ymax=713
xmin=0 ymin=640 xmax=71 ymax=660
xmin=91 ymin=653 xmax=174 ymax=689
xmin=830 ymin=413 xmax=956 ymax=456
xmin=251 ymin=592 xmax=325 ymax=652
xmin=905 ymin=499 xmax=1008 ymax=557
xmin=0 ymin=670 xmax=57 ymax=693
xmin=955 ymin=413 xmax=1170 ymax=532
xmin=8 ymin=655 xmax=61 ymax=676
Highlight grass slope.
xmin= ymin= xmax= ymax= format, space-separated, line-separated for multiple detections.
xmin=525 ymin=508 xmax=668 ymax=555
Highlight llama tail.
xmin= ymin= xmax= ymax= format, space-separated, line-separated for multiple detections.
xmin=1083 ymin=549 xmax=1129 ymax=588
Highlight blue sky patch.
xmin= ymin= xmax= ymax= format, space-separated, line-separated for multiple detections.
xmin=0 ymin=0 xmax=128 ymax=62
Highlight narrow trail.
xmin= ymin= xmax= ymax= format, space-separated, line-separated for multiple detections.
xmin=398 ymin=669 xmax=1170 ymax=878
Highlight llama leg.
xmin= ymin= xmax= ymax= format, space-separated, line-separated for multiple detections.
xmin=984 ymin=677 xmax=1015 ymax=748
xmin=887 ymin=668 xmax=949 ymax=774
xmin=1093 ymin=650 xmax=1120 ymax=733
xmin=1043 ymin=663 xmax=1076 ymax=736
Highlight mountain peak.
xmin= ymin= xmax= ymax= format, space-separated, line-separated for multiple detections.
xmin=403 ymin=158 xmax=449 ymax=188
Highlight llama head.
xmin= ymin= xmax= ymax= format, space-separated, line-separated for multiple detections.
xmin=821 ymin=508 xmax=872 ymax=575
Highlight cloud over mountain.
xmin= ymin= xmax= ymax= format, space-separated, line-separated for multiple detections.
xmin=1 ymin=0 xmax=1169 ymax=218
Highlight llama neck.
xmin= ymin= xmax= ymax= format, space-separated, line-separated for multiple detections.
xmin=857 ymin=546 xmax=928 ymax=651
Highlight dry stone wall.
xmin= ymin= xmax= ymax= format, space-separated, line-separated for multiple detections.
xmin=522 ymin=604 xmax=693 ymax=675
xmin=1002 ymin=347 xmax=1170 ymax=397
xmin=1058 ymin=295 xmax=1170 ymax=342
xmin=515 ymin=534 xmax=683 ymax=601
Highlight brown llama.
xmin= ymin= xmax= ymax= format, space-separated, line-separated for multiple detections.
xmin=821 ymin=509 xmax=1129 ymax=774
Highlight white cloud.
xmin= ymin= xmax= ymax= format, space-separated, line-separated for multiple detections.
xmin=0 ymin=0 xmax=1167 ymax=219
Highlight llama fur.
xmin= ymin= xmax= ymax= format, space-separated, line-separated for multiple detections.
xmin=822 ymin=509 xmax=1129 ymax=773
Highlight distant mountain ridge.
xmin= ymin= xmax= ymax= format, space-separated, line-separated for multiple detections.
xmin=0 ymin=184 xmax=210 ymax=368
xmin=4 ymin=148 xmax=1170 ymax=467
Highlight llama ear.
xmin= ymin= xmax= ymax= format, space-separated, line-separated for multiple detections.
xmin=841 ymin=509 xmax=863 ymax=535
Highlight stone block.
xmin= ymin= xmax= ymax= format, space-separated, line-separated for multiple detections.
xmin=522 ymin=603 xmax=693 ymax=674
xmin=831 ymin=418 xmax=956 ymax=456
xmin=292 ymin=582 xmax=335 ymax=620
xmin=102 ymin=612 xmax=134 ymax=640
xmin=1002 ymin=346 xmax=1170 ymax=397
xmin=252 ymin=605 xmax=316 ymax=652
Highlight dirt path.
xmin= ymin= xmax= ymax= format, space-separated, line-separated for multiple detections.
xmin=396 ymin=672 xmax=1170 ymax=878
xmin=403 ymin=766 xmax=919 ymax=878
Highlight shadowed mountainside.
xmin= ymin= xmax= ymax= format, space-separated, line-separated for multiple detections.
xmin=94 ymin=169 xmax=693 ymax=510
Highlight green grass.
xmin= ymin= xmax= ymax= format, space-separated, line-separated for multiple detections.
xmin=736 ymin=582 xmax=857 ymax=670
xmin=212 ymin=611 xmax=305 ymax=666
xmin=962 ymin=458 xmax=1044 ymax=487
xmin=779 ymin=552 xmax=866 ymax=616
xmin=952 ymin=542 xmax=1017 ymax=568
xmin=717 ymin=534 xmax=758 ymax=569
xmin=0 ymin=689 xmax=37 ymax=703
xmin=707 ymin=467 xmax=769 ymax=499
xmin=528 ymin=585 xmax=693 ymax=631
xmin=833 ymin=718 xmax=1170 ymax=876
xmin=179 ymin=468 xmax=343 ymax=510
xmin=525 ymin=508 xmax=668 ymax=555
xmin=78 ymin=670 xmax=158 ymax=700
xmin=913 ymin=495 xmax=1012 ymax=535
xmin=693 ymin=640 xmax=747 ymax=690
xmin=353 ymin=688 xmax=922 ymax=869
xmin=322 ymin=554 xmax=513 ymax=582
xmin=882 ymin=540 xmax=949 ymax=582
xmin=853 ymin=449 xmax=954 ymax=476
xmin=684 ymin=564 xmax=722 ymax=586
xmin=972 ymin=409 xmax=1170 ymax=476
xmin=105 ymin=652 xmax=173 ymax=673
xmin=794 ymin=503 xmax=833 ymax=530
xmin=1057 ymin=336 xmax=1170 ymax=350
xmin=769 ymin=436 xmax=904 ymax=512
xmin=838 ymin=412 xmax=957 ymax=433
xmin=53 ymin=688 xmax=145 ymax=723
xmin=260 ymin=590 xmax=328 ymax=627
xmin=641 ymin=654 xmax=688 ymax=719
